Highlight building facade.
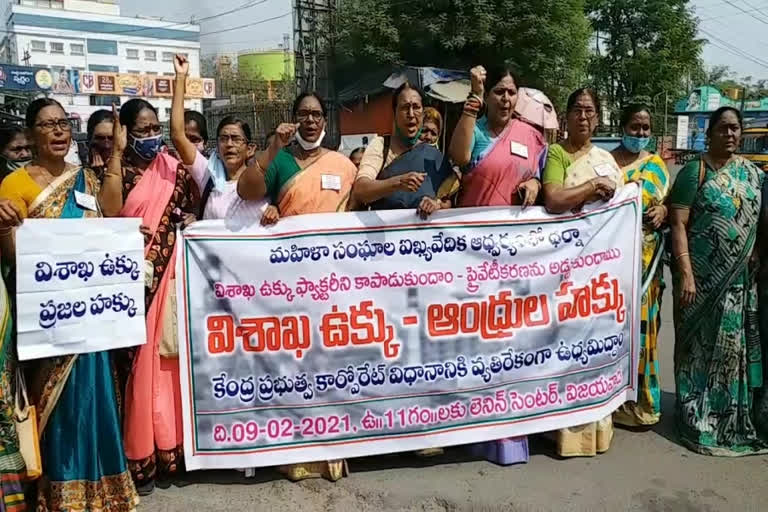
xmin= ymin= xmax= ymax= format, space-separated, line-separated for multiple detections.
xmin=0 ymin=0 xmax=203 ymax=125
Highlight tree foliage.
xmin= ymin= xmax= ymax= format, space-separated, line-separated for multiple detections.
xmin=334 ymin=0 xmax=591 ymax=109
xmin=587 ymin=0 xmax=703 ymax=125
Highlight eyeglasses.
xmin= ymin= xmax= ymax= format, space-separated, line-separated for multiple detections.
xmin=569 ymin=108 xmax=597 ymax=119
xmin=399 ymin=103 xmax=423 ymax=115
xmin=297 ymin=110 xmax=324 ymax=121
xmin=217 ymin=134 xmax=247 ymax=146
xmin=35 ymin=119 xmax=72 ymax=133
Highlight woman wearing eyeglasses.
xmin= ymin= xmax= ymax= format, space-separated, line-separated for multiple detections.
xmin=105 ymin=97 xmax=200 ymax=495
xmin=0 ymin=98 xmax=136 ymax=510
xmin=540 ymin=88 xmax=624 ymax=459
xmin=238 ymin=91 xmax=357 ymax=227
xmin=171 ymin=54 xmax=292 ymax=223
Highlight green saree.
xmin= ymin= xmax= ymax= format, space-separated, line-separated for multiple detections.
xmin=670 ymin=156 xmax=767 ymax=456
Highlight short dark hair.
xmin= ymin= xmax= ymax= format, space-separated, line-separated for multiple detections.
xmin=707 ymin=106 xmax=743 ymax=137
xmin=350 ymin=147 xmax=365 ymax=159
xmin=484 ymin=65 xmax=520 ymax=95
xmin=25 ymin=98 xmax=64 ymax=129
xmin=391 ymin=81 xmax=424 ymax=113
xmin=566 ymin=88 xmax=601 ymax=115
xmin=216 ymin=116 xmax=252 ymax=143
xmin=184 ymin=110 xmax=209 ymax=143
xmin=293 ymin=91 xmax=327 ymax=118
xmin=0 ymin=125 xmax=26 ymax=152
xmin=86 ymin=109 xmax=114 ymax=142
xmin=619 ymin=103 xmax=651 ymax=128
xmin=119 ymin=99 xmax=157 ymax=131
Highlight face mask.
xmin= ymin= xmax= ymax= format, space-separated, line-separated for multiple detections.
xmin=0 ymin=155 xmax=30 ymax=174
xmin=128 ymin=134 xmax=163 ymax=161
xmin=622 ymin=134 xmax=650 ymax=154
xmin=295 ymin=129 xmax=325 ymax=151
xmin=396 ymin=124 xmax=423 ymax=147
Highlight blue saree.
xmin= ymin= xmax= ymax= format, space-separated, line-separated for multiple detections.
xmin=20 ymin=167 xmax=138 ymax=511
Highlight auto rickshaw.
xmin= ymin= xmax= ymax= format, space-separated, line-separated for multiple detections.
xmin=739 ymin=127 xmax=768 ymax=171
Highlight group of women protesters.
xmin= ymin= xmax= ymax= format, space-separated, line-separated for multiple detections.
xmin=0 ymin=53 xmax=765 ymax=510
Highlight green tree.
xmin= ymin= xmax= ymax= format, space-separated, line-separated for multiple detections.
xmin=587 ymin=0 xmax=703 ymax=127
xmin=334 ymin=0 xmax=591 ymax=109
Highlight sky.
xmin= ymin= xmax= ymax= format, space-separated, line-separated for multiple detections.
xmin=122 ymin=0 xmax=768 ymax=81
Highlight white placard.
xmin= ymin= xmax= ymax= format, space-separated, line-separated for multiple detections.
xmin=676 ymin=116 xmax=689 ymax=150
xmin=15 ymin=218 xmax=146 ymax=360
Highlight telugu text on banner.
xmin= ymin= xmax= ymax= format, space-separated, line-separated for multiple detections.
xmin=16 ymin=218 xmax=146 ymax=360
xmin=177 ymin=185 xmax=642 ymax=470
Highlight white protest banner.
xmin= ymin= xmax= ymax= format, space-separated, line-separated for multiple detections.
xmin=16 ymin=218 xmax=146 ymax=360
xmin=177 ymin=185 xmax=642 ymax=470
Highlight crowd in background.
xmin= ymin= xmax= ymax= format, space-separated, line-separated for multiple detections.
xmin=0 ymin=54 xmax=765 ymax=511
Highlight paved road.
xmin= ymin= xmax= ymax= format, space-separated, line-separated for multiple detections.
xmin=144 ymin=166 xmax=768 ymax=511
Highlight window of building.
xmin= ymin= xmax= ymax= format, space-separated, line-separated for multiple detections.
xmin=30 ymin=40 xmax=46 ymax=52
xmin=127 ymin=70 xmax=140 ymax=75
xmin=146 ymin=71 xmax=158 ymax=75
xmin=88 ymin=64 xmax=119 ymax=72
xmin=90 ymin=95 xmax=120 ymax=107
xmin=87 ymin=39 xmax=118 ymax=56
xmin=50 ymin=42 xmax=64 ymax=54
xmin=162 ymin=52 xmax=174 ymax=62
xmin=70 ymin=43 xmax=84 ymax=56
xmin=145 ymin=50 xmax=156 ymax=61
xmin=163 ymin=72 xmax=174 ymax=76
xmin=126 ymin=48 xmax=139 ymax=60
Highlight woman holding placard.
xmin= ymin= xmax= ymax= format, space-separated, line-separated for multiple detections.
xmin=0 ymin=98 xmax=137 ymax=511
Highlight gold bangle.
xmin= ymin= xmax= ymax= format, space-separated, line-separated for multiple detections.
xmin=675 ymin=252 xmax=690 ymax=261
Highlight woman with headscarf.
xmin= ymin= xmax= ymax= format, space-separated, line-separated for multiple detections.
xmin=171 ymin=54 xmax=291 ymax=223
xmin=239 ymin=91 xmax=356 ymax=227
xmin=611 ymin=103 xmax=670 ymax=428
xmin=670 ymin=106 xmax=768 ymax=455
xmin=449 ymin=66 xmax=553 ymax=209
xmin=0 ymin=98 xmax=137 ymax=510
xmin=541 ymin=88 xmax=623 ymax=458
xmin=106 ymin=97 xmax=200 ymax=494
xmin=86 ymin=109 xmax=114 ymax=179
xmin=237 ymin=92 xmax=355 ymax=480
xmin=0 ymin=125 xmax=32 ymax=182
xmin=351 ymin=82 xmax=455 ymax=217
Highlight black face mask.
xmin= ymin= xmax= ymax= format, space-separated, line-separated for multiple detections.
xmin=0 ymin=154 xmax=31 ymax=176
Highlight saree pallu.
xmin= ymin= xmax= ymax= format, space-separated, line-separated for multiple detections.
xmin=27 ymin=167 xmax=138 ymax=511
xmin=370 ymin=143 xmax=455 ymax=210
xmin=0 ymin=271 xmax=25 ymax=512
xmin=277 ymin=151 xmax=357 ymax=216
xmin=673 ymin=157 xmax=768 ymax=456
xmin=120 ymin=153 xmax=184 ymax=484
xmin=614 ymin=155 xmax=670 ymax=427
xmin=459 ymin=119 xmax=547 ymax=207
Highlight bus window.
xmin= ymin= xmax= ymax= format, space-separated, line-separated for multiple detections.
xmin=740 ymin=133 xmax=768 ymax=154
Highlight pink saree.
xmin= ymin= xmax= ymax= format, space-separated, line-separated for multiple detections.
xmin=459 ymin=119 xmax=547 ymax=207
xmin=120 ymin=153 xmax=181 ymax=466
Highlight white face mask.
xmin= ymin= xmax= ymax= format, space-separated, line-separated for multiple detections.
xmin=295 ymin=129 xmax=325 ymax=151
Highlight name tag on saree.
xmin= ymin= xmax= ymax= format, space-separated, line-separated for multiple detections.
xmin=510 ymin=141 xmax=529 ymax=159
xmin=74 ymin=190 xmax=97 ymax=211
xmin=321 ymin=174 xmax=342 ymax=191
xmin=593 ymin=163 xmax=616 ymax=177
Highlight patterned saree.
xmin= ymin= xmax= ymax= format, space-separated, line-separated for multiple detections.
xmin=22 ymin=167 xmax=139 ymax=510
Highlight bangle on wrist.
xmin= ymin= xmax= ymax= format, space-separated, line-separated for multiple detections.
xmin=675 ymin=252 xmax=690 ymax=261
